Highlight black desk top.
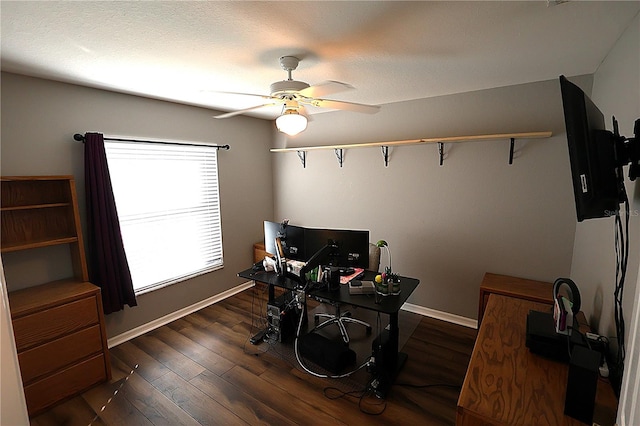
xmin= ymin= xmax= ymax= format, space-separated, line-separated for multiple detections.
xmin=238 ymin=268 xmax=419 ymax=315
xmin=238 ymin=268 xmax=302 ymax=291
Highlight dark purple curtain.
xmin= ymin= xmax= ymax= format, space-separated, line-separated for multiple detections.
xmin=84 ymin=132 xmax=137 ymax=314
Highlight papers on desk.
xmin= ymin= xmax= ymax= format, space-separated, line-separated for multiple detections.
xmin=340 ymin=268 xmax=365 ymax=284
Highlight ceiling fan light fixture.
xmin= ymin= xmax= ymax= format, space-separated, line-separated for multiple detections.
xmin=276 ymin=109 xmax=307 ymax=136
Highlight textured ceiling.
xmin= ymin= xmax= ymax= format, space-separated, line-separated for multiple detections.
xmin=1 ymin=1 xmax=639 ymax=119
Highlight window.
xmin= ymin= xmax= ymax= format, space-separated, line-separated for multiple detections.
xmin=104 ymin=141 xmax=223 ymax=294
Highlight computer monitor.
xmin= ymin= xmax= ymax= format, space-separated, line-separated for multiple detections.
xmin=304 ymin=227 xmax=369 ymax=269
xmin=263 ymin=220 xmax=306 ymax=260
xmin=264 ymin=221 xmax=370 ymax=268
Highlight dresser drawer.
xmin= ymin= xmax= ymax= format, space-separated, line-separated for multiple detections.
xmin=18 ymin=324 xmax=104 ymax=384
xmin=13 ymin=296 xmax=99 ymax=351
xmin=23 ymin=353 xmax=107 ymax=417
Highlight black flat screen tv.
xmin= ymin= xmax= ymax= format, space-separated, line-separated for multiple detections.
xmin=559 ymin=75 xmax=621 ymax=222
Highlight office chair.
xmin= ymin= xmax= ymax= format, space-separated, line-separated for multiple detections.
xmin=313 ymin=243 xmax=380 ymax=343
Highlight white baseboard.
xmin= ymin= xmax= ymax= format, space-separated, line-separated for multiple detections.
xmin=108 ymin=282 xmax=477 ymax=347
xmin=402 ymin=302 xmax=478 ymax=329
xmin=107 ymin=281 xmax=255 ymax=348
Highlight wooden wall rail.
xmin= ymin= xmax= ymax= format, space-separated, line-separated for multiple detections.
xmin=271 ymin=131 xmax=553 ymax=167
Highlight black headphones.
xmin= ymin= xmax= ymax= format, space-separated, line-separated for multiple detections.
xmin=553 ymin=278 xmax=581 ymax=314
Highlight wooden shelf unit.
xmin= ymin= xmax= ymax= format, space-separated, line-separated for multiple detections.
xmin=1 ymin=176 xmax=88 ymax=280
xmin=1 ymin=176 xmax=111 ymax=417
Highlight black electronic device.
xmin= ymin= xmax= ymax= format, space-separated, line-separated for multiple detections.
xmin=559 ymin=75 xmax=639 ymax=221
xmin=369 ymin=329 xmax=397 ymax=398
xmin=263 ymin=220 xmax=280 ymax=255
xmin=249 ymin=329 xmax=267 ymax=345
xmin=263 ymin=220 xmax=306 ymax=261
xmin=526 ymin=310 xmax=583 ymax=362
xmin=264 ymin=220 xmax=369 ymax=268
xmin=266 ymin=291 xmax=302 ymax=343
xmin=324 ymin=266 xmax=341 ymax=292
xmin=564 ymin=345 xmax=601 ymax=424
xmin=303 ymin=227 xmax=369 ymax=269
xmin=297 ymin=332 xmax=356 ymax=373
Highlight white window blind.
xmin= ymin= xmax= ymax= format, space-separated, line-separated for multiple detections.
xmin=104 ymin=141 xmax=223 ymax=294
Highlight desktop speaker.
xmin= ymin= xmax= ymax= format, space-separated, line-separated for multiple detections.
xmin=564 ymin=345 xmax=600 ymax=424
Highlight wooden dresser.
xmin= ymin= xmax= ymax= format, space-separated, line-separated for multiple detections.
xmin=253 ymin=241 xmax=272 ymax=263
xmin=478 ymin=272 xmax=554 ymax=326
xmin=9 ymin=280 xmax=110 ymax=415
xmin=457 ymin=292 xmax=618 ymax=425
xmin=1 ymin=176 xmax=111 ymax=416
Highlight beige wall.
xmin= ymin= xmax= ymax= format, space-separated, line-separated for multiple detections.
xmin=272 ymin=77 xmax=582 ymax=320
xmin=571 ymin=13 xmax=639 ymax=425
xmin=0 ymin=72 xmax=275 ymax=338
xmin=574 ymin=12 xmax=639 ymax=341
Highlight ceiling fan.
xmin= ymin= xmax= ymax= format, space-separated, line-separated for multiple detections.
xmin=213 ymin=56 xmax=380 ymax=136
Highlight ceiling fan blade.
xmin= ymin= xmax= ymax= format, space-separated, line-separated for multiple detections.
xmin=213 ymin=103 xmax=281 ymax=119
xmin=298 ymin=80 xmax=354 ymax=98
xmin=304 ymin=98 xmax=381 ymax=114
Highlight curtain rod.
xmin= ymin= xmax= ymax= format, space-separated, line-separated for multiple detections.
xmin=73 ymin=133 xmax=230 ymax=150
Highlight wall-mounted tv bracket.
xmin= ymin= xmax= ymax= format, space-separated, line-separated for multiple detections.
xmin=335 ymin=148 xmax=344 ymax=167
xmin=381 ymin=146 xmax=390 ymax=167
xmin=297 ymin=150 xmax=306 ymax=168
xmin=613 ymin=117 xmax=640 ymax=181
xmin=438 ymin=142 xmax=444 ymax=166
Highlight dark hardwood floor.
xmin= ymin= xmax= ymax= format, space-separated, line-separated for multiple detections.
xmin=30 ymin=285 xmax=477 ymax=426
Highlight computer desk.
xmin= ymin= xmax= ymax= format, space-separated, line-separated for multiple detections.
xmin=237 ymin=267 xmax=420 ymax=397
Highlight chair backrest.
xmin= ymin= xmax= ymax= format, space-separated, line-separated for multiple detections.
xmin=368 ymin=243 xmax=381 ymax=272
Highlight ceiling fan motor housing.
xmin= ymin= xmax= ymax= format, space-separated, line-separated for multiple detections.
xmin=270 ymin=80 xmax=310 ymax=97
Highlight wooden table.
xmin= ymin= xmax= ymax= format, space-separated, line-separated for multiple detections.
xmin=457 ymin=294 xmax=618 ymax=426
